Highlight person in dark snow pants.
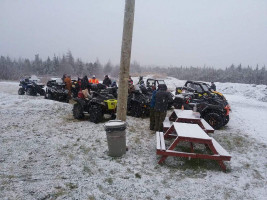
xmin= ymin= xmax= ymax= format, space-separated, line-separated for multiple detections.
xmin=154 ymin=84 xmax=173 ymax=132
xmin=149 ymin=86 xmax=157 ymax=131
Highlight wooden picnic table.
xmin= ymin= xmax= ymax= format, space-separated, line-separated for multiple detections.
xmin=166 ymin=109 xmax=214 ymax=134
xmin=157 ymin=122 xmax=231 ymax=171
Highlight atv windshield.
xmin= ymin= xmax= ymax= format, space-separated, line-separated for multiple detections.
xmin=201 ymin=84 xmax=210 ymax=92
xmin=157 ymin=80 xmax=165 ymax=85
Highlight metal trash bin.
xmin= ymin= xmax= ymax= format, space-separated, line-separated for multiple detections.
xmin=104 ymin=120 xmax=127 ymax=157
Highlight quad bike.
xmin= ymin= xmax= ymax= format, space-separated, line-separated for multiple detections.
xmin=18 ymin=78 xmax=45 ymax=96
xmin=146 ymin=78 xmax=166 ymax=92
xmin=72 ymin=91 xmax=117 ymax=123
xmin=176 ymin=80 xmax=227 ymax=102
xmin=90 ymin=83 xmax=118 ymax=99
xmin=45 ymin=80 xmax=69 ymax=102
xmin=173 ymin=93 xmax=230 ymax=129
xmin=128 ymin=80 xmax=174 ymax=118
xmin=127 ymin=86 xmax=151 ymax=118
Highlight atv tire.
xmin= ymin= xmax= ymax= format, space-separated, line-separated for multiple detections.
xmin=203 ymin=112 xmax=224 ymax=130
xmin=26 ymin=88 xmax=37 ymax=96
xmin=39 ymin=89 xmax=45 ymax=96
xmin=45 ymin=93 xmax=52 ymax=100
xmin=223 ymin=115 xmax=230 ymax=126
xmin=73 ymin=103 xmax=84 ymax=119
xmin=18 ymin=88 xmax=25 ymax=95
xmin=111 ymin=113 xmax=116 ymax=120
xmin=89 ymin=105 xmax=103 ymax=123
xmin=132 ymin=102 xmax=143 ymax=118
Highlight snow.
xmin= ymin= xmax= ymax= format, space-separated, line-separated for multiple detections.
xmin=173 ymin=123 xmax=211 ymax=140
xmin=174 ymin=109 xmax=201 ymax=119
xmin=1 ymin=78 xmax=267 ymax=199
xmin=104 ymin=120 xmax=126 ymax=127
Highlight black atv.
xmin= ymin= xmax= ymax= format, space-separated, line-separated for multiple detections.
xmin=18 ymin=78 xmax=45 ymax=96
xmin=90 ymin=83 xmax=118 ymax=99
xmin=127 ymin=85 xmax=152 ymax=118
xmin=176 ymin=80 xmax=227 ymax=102
xmin=72 ymin=91 xmax=117 ymax=123
xmin=45 ymin=80 xmax=69 ymax=102
xmin=173 ymin=93 xmax=230 ymax=129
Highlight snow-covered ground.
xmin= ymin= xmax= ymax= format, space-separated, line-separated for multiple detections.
xmin=0 ymin=78 xmax=266 ymax=200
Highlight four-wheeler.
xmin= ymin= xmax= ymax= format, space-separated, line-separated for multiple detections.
xmin=176 ymin=80 xmax=227 ymax=102
xmin=45 ymin=79 xmax=69 ymax=102
xmin=173 ymin=93 xmax=230 ymax=129
xmin=127 ymin=85 xmax=152 ymax=118
xmin=146 ymin=78 xmax=166 ymax=91
xmin=18 ymin=77 xmax=45 ymax=96
xmin=72 ymin=90 xmax=117 ymax=123
xmin=128 ymin=79 xmax=174 ymax=118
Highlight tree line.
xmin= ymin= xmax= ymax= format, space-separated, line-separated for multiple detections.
xmin=142 ymin=64 xmax=267 ymax=85
xmin=0 ymin=51 xmax=266 ymax=85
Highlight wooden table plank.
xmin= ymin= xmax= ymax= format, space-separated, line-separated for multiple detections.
xmin=173 ymin=123 xmax=211 ymax=140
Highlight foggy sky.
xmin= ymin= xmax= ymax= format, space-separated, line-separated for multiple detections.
xmin=0 ymin=0 xmax=266 ymax=68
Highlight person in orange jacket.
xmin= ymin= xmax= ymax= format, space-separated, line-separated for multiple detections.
xmin=64 ymin=75 xmax=72 ymax=98
xmin=89 ymin=75 xmax=99 ymax=84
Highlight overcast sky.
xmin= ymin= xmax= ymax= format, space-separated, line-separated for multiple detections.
xmin=0 ymin=0 xmax=266 ymax=68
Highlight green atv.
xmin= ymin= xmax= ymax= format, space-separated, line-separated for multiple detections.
xmin=72 ymin=91 xmax=117 ymax=123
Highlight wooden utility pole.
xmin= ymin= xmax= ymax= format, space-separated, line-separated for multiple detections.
xmin=116 ymin=0 xmax=135 ymax=121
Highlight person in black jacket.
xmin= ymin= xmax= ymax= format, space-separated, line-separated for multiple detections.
xmin=154 ymin=84 xmax=173 ymax=132
xmin=81 ymin=76 xmax=91 ymax=99
xmin=103 ymin=75 xmax=112 ymax=87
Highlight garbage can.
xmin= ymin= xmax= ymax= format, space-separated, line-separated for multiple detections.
xmin=104 ymin=120 xmax=127 ymax=157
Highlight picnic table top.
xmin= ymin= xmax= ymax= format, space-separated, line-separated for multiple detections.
xmin=173 ymin=122 xmax=211 ymax=140
xmin=174 ymin=109 xmax=201 ymax=120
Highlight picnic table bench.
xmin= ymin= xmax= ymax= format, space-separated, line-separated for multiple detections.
xmin=165 ymin=109 xmax=214 ymax=134
xmin=157 ymin=122 xmax=231 ymax=171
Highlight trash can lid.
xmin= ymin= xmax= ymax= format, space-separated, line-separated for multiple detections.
xmin=104 ymin=120 xmax=126 ymax=131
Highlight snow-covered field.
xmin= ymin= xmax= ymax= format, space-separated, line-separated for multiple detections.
xmin=0 ymin=78 xmax=267 ymax=200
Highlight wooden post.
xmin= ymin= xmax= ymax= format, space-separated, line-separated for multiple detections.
xmin=116 ymin=0 xmax=135 ymax=121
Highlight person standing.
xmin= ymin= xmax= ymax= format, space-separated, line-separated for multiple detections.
xmin=89 ymin=75 xmax=99 ymax=84
xmin=81 ymin=75 xmax=91 ymax=99
xmin=64 ymin=75 xmax=72 ymax=99
xmin=103 ymin=75 xmax=112 ymax=87
xmin=210 ymin=82 xmax=216 ymax=91
xmin=154 ymin=84 xmax=173 ymax=132
xmin=149 ymin=86 xmax=157 ymax=131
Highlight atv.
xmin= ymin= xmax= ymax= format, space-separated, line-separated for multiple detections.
xmin=146 ymin=78 xmax=166 ymax=91
xmin=176 ymin=80 xmax=227 ymax=102
xmin=45 ymin=79 xmax=69 ymax=102
xmin=18 ymin=78 xmax=45 ymax=96
xmin=127 ymin=85 xmax=151 ymax=118
xmin=72 ymin=90 xmax=117 ymax=123
xmin=173 ymin=93 xmax=230 ymax=129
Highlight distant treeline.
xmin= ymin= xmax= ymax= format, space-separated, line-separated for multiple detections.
xmin=143 ymin=64 xmax=267 ymax=85
xmin=0 ymin=51 xmax=266 ymax=85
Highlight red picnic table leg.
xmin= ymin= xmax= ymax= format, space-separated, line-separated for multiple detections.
xmin=164 ymin=125 xmax=175 ymax=139
xmin=158 ymin=138 xmax=182 ymax=164
xmin=207 ymin=142 xmax=227 ymax=172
